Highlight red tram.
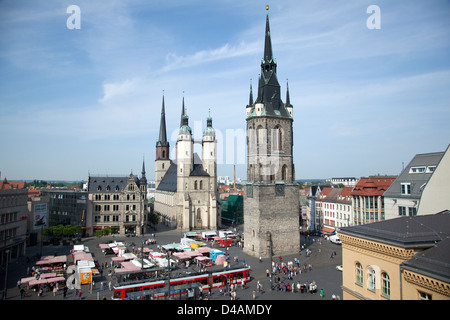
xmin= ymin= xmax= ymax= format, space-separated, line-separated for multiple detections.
xmin=112 ymin=267 xmax=250 ymax=300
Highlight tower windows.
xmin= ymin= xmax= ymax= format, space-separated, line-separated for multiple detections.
xmin=282 ymin=164 xmax=288 ymax=182
xmin=272 ymin=126 xmax=282 ymax=151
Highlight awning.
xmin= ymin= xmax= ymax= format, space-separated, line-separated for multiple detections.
xmin=46 ymin=277 xmax=66 ymax=283
xmin=20 ymin=277 xmax=36 ymax=284
xmin=39 ymin=273 xmax=57 ymax=279
xmin=29 ymin=279 xmax=49 ymax=286
xmin=320 ymin=227 xmax=336 ymax=234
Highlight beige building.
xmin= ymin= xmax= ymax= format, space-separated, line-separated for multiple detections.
xmin=339 ymin=211 xmax=450 ymax=300
xmin=86 ymin=169 xmax=148 ymax=236
xmin=417 ymin=144 xmax=450 ymax=215
xmin=154 ymin=95 xmax=219 ymax=231
xmin=384 ymin=151 xmax=445 ymax=220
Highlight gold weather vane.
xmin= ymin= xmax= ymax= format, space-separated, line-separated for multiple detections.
xmin=266 ymin=5 xmax=269 ymax=11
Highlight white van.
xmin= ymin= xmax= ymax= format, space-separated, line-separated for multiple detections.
xmin=201 ymin=231 xmax=217 ymax=240
xmin=329 ymin=234 xmax=342 ymax=245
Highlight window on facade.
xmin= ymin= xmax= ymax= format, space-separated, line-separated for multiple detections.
xmin=399 ymin=206 xmax=407 ymax=216
xmin=409 ymin=166 xmax=426 ymax=173
xmin=419 ymin=291 xmax=432 ymax=300
xmin=272 ymin=126 xmax=282 ymax=151
xmin=282 ymin=165 xmax=288 ymax=182
xmin=408 ymin=207 xmax=417 ymax=216
xmin=194 ymin=181 xmax=198 ymax=190
xmin=368 ymin=267 xmax=376 ymax=291
xmin=382 ymin=272 xmax=390 ymax=298
xmin=356 ymin=263 xmax=363 ymax=285
xmin=401 ymin=183 xmax=411 ymax=195
xmin=200 ymin=180 xmax=203 ymax=190
xmin=426 ymin=166 xmax=436 ymax=173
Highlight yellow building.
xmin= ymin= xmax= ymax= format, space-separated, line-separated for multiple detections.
xmin=339 ymin=210 xmax=450 ymax=300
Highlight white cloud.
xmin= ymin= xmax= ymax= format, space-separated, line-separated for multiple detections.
xmin=99 ymin=78 xmax=142 ymax=103
xmin=161 ymin=41 xmax=259 ymax=73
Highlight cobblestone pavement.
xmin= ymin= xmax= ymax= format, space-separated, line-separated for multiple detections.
xmin=1 ymin=223 xmax=343 ymax=301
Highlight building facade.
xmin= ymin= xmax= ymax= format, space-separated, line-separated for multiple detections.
xmin=339 ymin=211 xmax=450 ymax=300
xmin=0 ymin=179 xmax=28 ymax=265
xmin=351 ymin=176 xmax=396 ymax=225
xmin=417 ymin=144 xmax=450 ymax=215
xmin=243 ymin=7 xmax=300 ymax=258
xmin=86 ymin=169 xmax=148 ymax=236
xmin=154 ymin=95 xmax=219 ymax=231
xmin=384 ymin=151 xmax=444 ymax=220
xmin=40 ymin=189 xmax=88 ymax=228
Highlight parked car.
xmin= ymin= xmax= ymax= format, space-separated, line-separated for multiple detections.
xmin=329 ymin=235 xmax=342 ymax=245
xmin=336 ymin=265 xmax=343 ymax=271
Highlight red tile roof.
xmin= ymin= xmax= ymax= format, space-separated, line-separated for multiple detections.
xmin=0 ymin=178 xmax=26 ymax=190
xmin=351 ymin=177 xmax=396 ymax=196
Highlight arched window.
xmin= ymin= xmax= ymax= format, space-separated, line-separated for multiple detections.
xmin=272 ymin=126 xmax=282 ymax=151
xmin=162 ymin=150 xmax=166 ymax=158
xmin=368 ymin=266 xmax=376 ymax=291
xmin=382 ymin=272 xmax=390 ymax=298
xmin=257 ymin=125 xmax=265 ymax=154
xmin=194 ymin=180 xmax=198 ymax=190
xmin=199 ymin=180 xmax=203 ymax=190
xmin=282 ymin=164 xmax=288 ymax=182
xmin=356 ymin=263 xmax=363 ymax=285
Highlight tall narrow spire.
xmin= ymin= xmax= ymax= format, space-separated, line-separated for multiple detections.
xmin=157 ymin=93 xmax=169 ymax=147
xmin=263 ymin=5 xmax=274 ymax=65
xmin=180 ymin=92 xmax=185 ymax=128
xmin=248 ymin=79 xmax=254 ymax=106
xmin=142 ymin=156 xmax=146 ymax=177
xmin=285 ymin=79 xmax=291 ymax=107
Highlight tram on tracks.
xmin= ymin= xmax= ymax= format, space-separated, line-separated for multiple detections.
xmin=112 ymin=267 xmax=250 ymax=300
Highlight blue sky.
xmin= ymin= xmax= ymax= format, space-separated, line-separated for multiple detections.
xmin=1 ymin=0 xmax=449 ymax=182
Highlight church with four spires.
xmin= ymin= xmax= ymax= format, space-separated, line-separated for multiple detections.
xmin=153 ymin=96 xmax=219 ymax=231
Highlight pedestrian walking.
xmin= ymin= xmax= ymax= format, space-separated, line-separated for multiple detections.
xmin=320 ymin=288 xmax=324 ymax=298
xmin=78 ymin=290 xmax=82 ymax=300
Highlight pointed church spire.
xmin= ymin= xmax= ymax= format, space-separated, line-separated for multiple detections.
xmin=142 ymin=156 xmax=146 ymax=177
xmin=180 ymin=92 xmax=185 ymax=128
xmin=285 ymin=79 xmax=291 ymax=107
xmin=157 ymin=93 xmax=169 ymax=147
xmin=263 ymin=5 xmax=274 ymax=64
xmin=248 ymin=79 xmax=254 ymax=106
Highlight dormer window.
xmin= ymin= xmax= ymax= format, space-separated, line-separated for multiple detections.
xmin=409 ymin=166 xmax=426 ymax=174
xmin=401 ymin=183 xmax=411 ymax=195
